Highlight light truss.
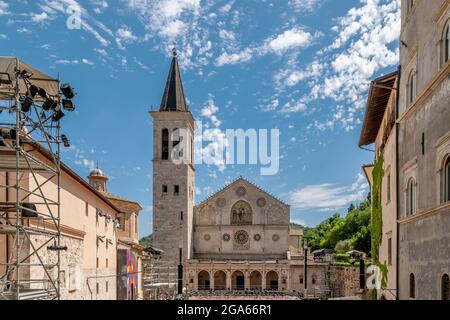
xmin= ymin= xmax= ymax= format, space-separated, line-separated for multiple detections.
xmin=0 ymin=58 xmax=64 ymax=300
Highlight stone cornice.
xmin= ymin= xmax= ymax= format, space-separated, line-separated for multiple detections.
xmin=434 ymin=0 xmax=450 ymax=23
xmin=29 ymin=221 xmax=86 ymax=240
xmin=398 ymin=202 xmax=450 ymax=225
xmin=398 ymin=62 xmax=450 ymax=123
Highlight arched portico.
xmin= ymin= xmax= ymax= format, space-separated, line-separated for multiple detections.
xmin=231 ymin=271 xmax=245 ymax=290
xmin=266 ymin=271 xmax=279 ymax=290
xmin=250 ymin=271 xmax=262 ymax=290
xmin=214 ymin=271 xmax=226 ymax=290
xmin=198 ymin=270 xmax=210 ymax=291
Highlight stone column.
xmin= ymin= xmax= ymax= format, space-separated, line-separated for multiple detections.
xmin=262 ymin=272 xmax=267 ymax=290
xmin=210 ymin=271 xmax=214 ymax=290
xmin=245 ymin=271 xmax=250 ymax=290
xmin=194 ymin=271 xmax=199 ymax=291
xmin=226 ymin=271 xmax=232 ymax=290
xmin=286 ymin=269 xmax=291 ymax=291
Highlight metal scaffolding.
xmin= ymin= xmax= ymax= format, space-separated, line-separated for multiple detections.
xmin=142 ymin=259 xmax=179 ymax=300
xmin=0 ymin=57 xmax=65 ymax=300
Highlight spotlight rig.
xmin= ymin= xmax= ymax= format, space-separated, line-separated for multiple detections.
xmin=18 ymin=80 xmax=78 ymax=123
xmin=61 ymin=134 xmax=71 ymax=148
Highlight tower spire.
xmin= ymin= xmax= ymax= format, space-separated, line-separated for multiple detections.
xmin=160 ymin=46 xmax=188 ymax=112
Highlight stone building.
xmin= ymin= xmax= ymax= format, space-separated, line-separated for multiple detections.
xmin=359 ymin=71 xmax=399 ymax=299
xmin=396 ymin=0 xmax=450 ymax=300
xmin=0 ymin=143 xmax=120 ymax=300
xmin=150 ymin=50 xmax=333 ymax=299
xmin=359 ymin=0 xmax=450 ymax=300
xmin=0 ymin=143 xmax=143 ymax=300
xmin=88 ymin=168 xmax=144 ymax=300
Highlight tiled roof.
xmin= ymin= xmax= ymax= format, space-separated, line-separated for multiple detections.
xmin=159 ymin=49 xmax=188 ymax=112
xmin=196 ymin=176 xmax=290 ymax=208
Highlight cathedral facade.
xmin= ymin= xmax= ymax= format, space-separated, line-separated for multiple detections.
xmin=150 ymin=50 xmax=327 ymax=295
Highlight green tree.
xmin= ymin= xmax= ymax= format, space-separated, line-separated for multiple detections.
xmin=303 ymin=200 xmax=372 ymax=254
xmin=139 ymin=234 xmax=153 ymax=248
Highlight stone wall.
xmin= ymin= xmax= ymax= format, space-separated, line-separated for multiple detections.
xmin=152 ymin=112 xmax=195 ymax=271
xmin=192 ymin=178 xmax=290 ymax=259
xmin=329 ymin=266 xmax=361 ymax=298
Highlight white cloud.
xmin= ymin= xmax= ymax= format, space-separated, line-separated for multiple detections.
xmin=279 ymin=101 xmax=307 ymax=114
xmin=90 ymin=0 xmax=109 ymax=13
xmin=115 ymin=25 xmax=138 ymax=50
xmin=289 ymin=0 xmax=320 ymax=12
xmin=291 ymin=218 xmax=306 ymax=227
xmin=289 ymin=174 xmax=369 ymax=211
xmin=134 ymin=57 xmax=150 ymax=71
xmin=31 ymin=12 xmax=50 ymax=23
xmin=17 ymin=27 xmax=32 ymax=34
xmin=262 ymin=27 xmax=314 ymax=55
xmin=280 ymin=0 xmax=400 ymax=131
xmin=0 ymin=0 xmax=8 ymax=16
xmin=215 ymin=27 xmax=316 ymax=66
xmin=38 ymin=0 xmax=112 ymax=46
xmin=55 ymin=58 xmax=94 ymax=65
xmin=215 ymin=48 xmax=253 ymax=66
xmin=0 ymin=34 xmax=7 ymax=39
xmin=197 ymin=95 xmax=228 ymax=172
xmin=218 ymin=1 xmax=235 ymax=14
xmin=201 ymin=98 xmax=221 ymax=127
xmin=124 ymin=0 xmax=207 ymax=67
xmin=274 ymin=59 xmax=324 ymax=90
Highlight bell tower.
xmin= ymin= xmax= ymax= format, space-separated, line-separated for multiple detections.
xmin=88 ymin=166 xmax=108 ymax=193
xmin=150 ymin=48 xmax=195 ymax=291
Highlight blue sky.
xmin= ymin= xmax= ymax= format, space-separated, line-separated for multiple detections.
xmin=0 ymin=0 xmax=401 ymax=237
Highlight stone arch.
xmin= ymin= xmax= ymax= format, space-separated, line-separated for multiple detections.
xmin=266 ymin=271 xmax=279 ymax=290
xmin=230 ymin=200 xmax=252 ymax=225
xmin=214 ymin=271 xmax=226 ymax=291
xmin=250 ymin=271 xmax=262 ymax=290
xmin=198 ymin=270 xmax=210 ymax=291
xmin=442 ymin=154 xmax=450 ymax=203
xmin=231 ymin=271 xmax=245 ymax=290
xmin=161 ymin=128 xmax=169 ymax=160
xmin=197 ymin=204 xmax=216 ymax=225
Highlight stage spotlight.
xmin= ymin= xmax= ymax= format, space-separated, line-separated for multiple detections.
xmin=0 ymin=136 xmax=6 ymax=147
xmin=22 ymin=203 xmax=38 ymax=218
xmin=60 ymin=83 xmax=75 ymax=99
xmin=0 ymin=72 xmax=11 ymax=85
xmin=28 ymin=85 xmax=39 ymax=98
xmin=0 ymin=128 xmax=17 ymax=140
xmin=62 ymin=99 xmax=75 ymax=111
xmin=38 ymin=87 xmax=48 ymax=99
xmin=52 ymin=109 xmax=65 ymax=122
xmin=21 ymin=96 xmax=33 ymax=113
xmin=61 ymin=134 xmax=71 ymax=147
xmin=42 ymin=98 xmax=57 ymax=111
xmin=19 ymin=69 xmax=33 ymax=79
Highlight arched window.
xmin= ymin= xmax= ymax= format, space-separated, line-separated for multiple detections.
xmin=172 ymin=128 xmax=181 ymax=148
xmin=442 ymin=274 xmax=450 ymax=301
xmin=443 ymin=156 xmax=450 ymax=203
xmin=406 ymin=178 xmax=417 ymax=216
xmin=162 ymin=128 xmax=169 ymax=160
xmin=407 ymin=70 xmax=416 ymax=105
xmin=172 ymin=128 xmax=181 ymax=161
xmin=409 ymin=273 xmax=415 ymax=299
xmin=407 ymin=0 xmax=415 ymax=12
xmin=442 ymin=22 xmax=450 ymax=66
xmin=230 ymin=201 xmax=253 ymax=225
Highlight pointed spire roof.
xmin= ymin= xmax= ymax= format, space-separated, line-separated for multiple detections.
xmin=159 ymin=47 xmax=189 ymax=112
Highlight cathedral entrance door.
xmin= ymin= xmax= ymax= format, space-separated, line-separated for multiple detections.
xmin=236 ymin=276 xmax=245 ymax=290
xmin=270 ymin=280 xmax=278 ymax=290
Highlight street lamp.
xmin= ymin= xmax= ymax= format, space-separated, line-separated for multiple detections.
xmin=304 ymin=239 xmax=308 ymax=292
